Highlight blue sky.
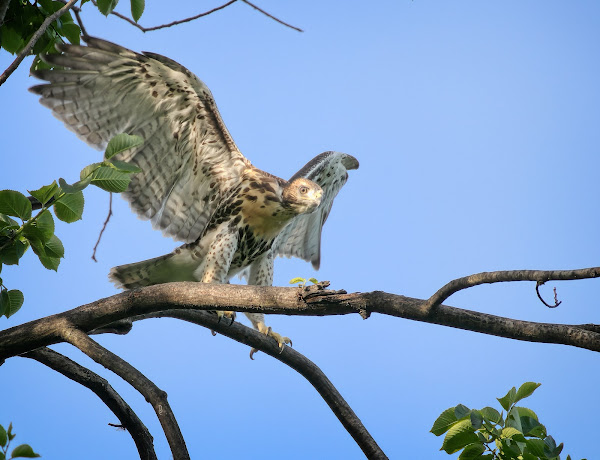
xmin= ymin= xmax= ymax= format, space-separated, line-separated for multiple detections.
xmin=1 ymin=1 xmax=600 ymax=458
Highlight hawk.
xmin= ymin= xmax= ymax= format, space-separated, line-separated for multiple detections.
xmin=30 ymin=37 xmax=359 ymax=350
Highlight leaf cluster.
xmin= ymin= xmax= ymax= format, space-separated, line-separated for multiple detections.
xmin=289 ymin=276 xmax=319 ymax=288
xmin=0 ymin=133 xmax=142 ymax=319
xmin=0 ymin=423 xmax=40 ymax=459
xmin=0 ymin=0 xmax=146 ymax=73
xmin=1 ymin=0 xmax=81 ymax=70
xmin=431 ymin=382 xmax=585 ymax=460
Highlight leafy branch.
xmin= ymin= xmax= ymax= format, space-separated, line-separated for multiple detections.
xmin=0 ymin=133 xmax=142 ymax=319
xmin=0 ymin=422 xmax=40 ymax=460
xmin=432 ymin=382 xmax=585 ymax=460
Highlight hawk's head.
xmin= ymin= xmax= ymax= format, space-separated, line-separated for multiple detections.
xmin=283 ymin=178 xmax=323 ymax=215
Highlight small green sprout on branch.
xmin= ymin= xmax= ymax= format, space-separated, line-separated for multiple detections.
xmin=0 ymin=422 xmax=40 ymax=459
xmin=432 ymin=382 xmax=586 ymax=460
xmin=289 ymin=276 xmax=320 ymax=289
xmin=0 ymin=133 xmax=142 ymax=319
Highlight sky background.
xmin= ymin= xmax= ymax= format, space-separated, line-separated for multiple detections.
xmin=1 ymin=1 xmax=600 ymax=458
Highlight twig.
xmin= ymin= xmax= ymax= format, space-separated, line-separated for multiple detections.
xmin=23 ymin=347 xmax=157 ymax=460
xmin=535 ymin=281 xmax=562 ymax=308
xmin=91 ymin=0 xmax=238 ymax=32
xmin=91 ymin=192 xmax=113 ymax=262
xmin=421 ymin=267 xmax=599 ymax=315
xmin=241 ymin=0 xmax=303 ymax=32
xmin=73 ymin=7 xmax=90 ymax=38
xmin=59 ymin=326 xmax=189 ymax=460
xmin=88 ymin=0 xmax=302 ymax=33
xmin=0 ymin=0 xmax=78 ymax=87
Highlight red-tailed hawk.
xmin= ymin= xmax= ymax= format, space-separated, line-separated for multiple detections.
xmin=30 ymin=38 xmax=358 ymax=350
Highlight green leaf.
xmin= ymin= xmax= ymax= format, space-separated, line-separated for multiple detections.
xmin=130 ymin=0 xmax=145 ymax=22
xmin=501 ymin=426 xmax=525 ymax=441
xmin=80 ymin=162 xmax=102 ymax=180
xmin=96 ymin=0 xmax=119 ymax=16
xmin=515 ymin=382 xmax=541 ymax=404
xmin=514 ymin=406 xmax=539 ymax=422
xmin=91 ymin=167 xmax=132 ymax=193
xmin=458 ymin=442 xmax=486 ymax=459
xmin=454 ymin=404 xmax=471 ymax=420
xmin=29 ymin=181 xmax=58 ymax=206
xmin=441 ymin=419 xmax=479 ymax=454
xmin=308 ymin=277 xmax=319 ymax=284
xmin=525 ymin=438 xmax=547 ymax=457
xmin=43 ymin=235 xmax=64 ymax=259
xmin=37 ymin=254 xmax=60 ymax=271
xmin=0 ymin=190 xmax=32 ymax=220
xmin=27 ymin=210 xmax=55 ymax=242
xmin=0 ymin=240 xmax=29 ymax=265
xmin=0 ymin=214 xmax=19 ymax=231
xmin=4 ymin=289 xmax=24 ymax=318
xmin=60 ymin=23 xmax=81 ymax=44
xmin=104 ymin=133 xmax=143 ymax=159
xmin=58 ymin=176 xmax=92 ymax=193
xmin=480 ymin=406 xmax=502 ymax=424
xmin=431 ymin=407 xmax=458 ymax=436
xmin=54 ymin=191 xmax=84 ymax=223
xmin=1 ymin=27 xmax=24 ymax=54
xmin=107 ymin=159 xmax=142 ymax=173
xmin=470 ymin=410 xmax=483 ymax=430
xmin=289 ymin=277 xmax=306 ymax=285
xmin=10 ymin=443 xmax=40 ymax=458
xmin=0 ymin=424 xmax=6 ymax=447
xmin=497 ymin=386 xmax=517 ymax=412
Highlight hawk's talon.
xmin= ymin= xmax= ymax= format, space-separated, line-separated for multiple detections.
xmin=248 ymin=322 xmax=292 ymax=360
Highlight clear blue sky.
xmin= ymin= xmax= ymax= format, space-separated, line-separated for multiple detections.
xmin=1 ymin=1 xmax=599 ymax=458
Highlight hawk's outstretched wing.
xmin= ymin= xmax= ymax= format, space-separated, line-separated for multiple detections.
xmin=30 ymin=37 xmax=250 ymax=243
xmin=272 ymin=151 xmax=359 ymax=269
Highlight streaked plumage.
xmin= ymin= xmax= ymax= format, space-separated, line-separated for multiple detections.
xmin=30 ymin=38 xmax=358 ymax=348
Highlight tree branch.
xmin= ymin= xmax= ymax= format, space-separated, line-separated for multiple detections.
xmin=1 ymin=276 xmax=600 ymax=361
xmin=421 ymin=267 xmax=600 ymax=314
xmin=0 ymin=0 xmax=78 ymax=87
xmin=23 ymin=347 xmax=157 ymax=460
xmin=58 ymin=326 xmax=189 ymax=460
xmin=88 ymin=0 xmax=302 ymax=33
xmin=144 ymin=309 xmax=387 ymax=459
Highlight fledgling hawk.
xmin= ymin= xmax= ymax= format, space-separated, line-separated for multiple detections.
xmin=29 ymin=37 xmax=359 ymax=350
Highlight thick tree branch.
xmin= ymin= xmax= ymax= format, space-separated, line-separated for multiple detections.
xmin=1 ymin=278 xmax=600 ymax=361
xmin=422 ymin=267 xmax=600 ymax=314
xmin=23 ymin=347 xmax=157 ymax=460
xmin=0 ymin=0 xmax=78 ymax=87
xmin=142 ymin=309 xmax=387 ymax=459
xmin=58 ymin=326 xmax=189 ymax=460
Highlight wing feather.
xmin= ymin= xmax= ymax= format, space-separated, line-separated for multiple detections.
xmin=272 ymin=151 xmax=359 ymax=269
xmin=29 ymin=37 xmax=250 ymax=243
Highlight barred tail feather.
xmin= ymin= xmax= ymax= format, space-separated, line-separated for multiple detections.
xmin=109 ymin=253 xmax=178 ymax=290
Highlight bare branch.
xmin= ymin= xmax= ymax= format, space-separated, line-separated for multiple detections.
xmin=87 ymin=0 xmax=302 ymax=33
xmin=241 ymin=0 xmax=304 ymax=32
xmin=536 ymin=281 xmax=562 ymax=308
xmin=23 ymin=347 xmax=157 ymax=460
xmin=59 ymin=326 xmax=190 ymax=460
xmin=421 ymin=267 xmax=600 ymax=314
xmin=90 ymin=0 xmax=238 ymax=33
xmin=145 ymin=309 xmax=387 ymax=459
xmin=0 ymin=0 xmax=78 ymax=87
xmin=2 ymin=280 xmax=600 ymax=361
xmin=91 ymin=192 xmax=113 ymax=262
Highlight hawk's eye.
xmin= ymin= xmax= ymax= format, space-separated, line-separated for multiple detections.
xmin=299 ymin=186 xmax=309 ymax=195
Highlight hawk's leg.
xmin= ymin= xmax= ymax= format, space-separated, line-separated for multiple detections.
xmin=245 ymin=251 xmax=291 ymax=359
xmin=195 ymin=229 xmax=238 ymax=320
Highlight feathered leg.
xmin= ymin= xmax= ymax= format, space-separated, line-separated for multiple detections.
xmin=195 ymin=229 xmax=239 ymax=320
xmin=245 ymin=250 xmax=291 ymax=359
